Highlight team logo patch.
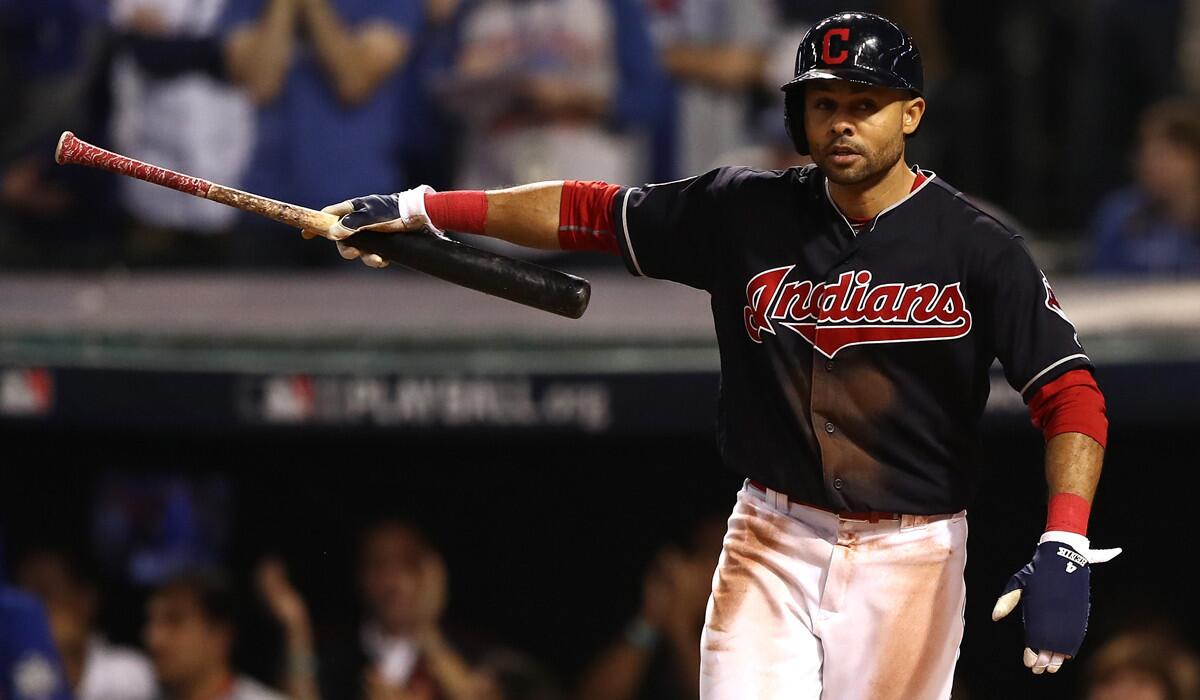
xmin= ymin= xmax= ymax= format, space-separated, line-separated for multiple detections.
xmin=822 ymin=28 xmax=850 ymax=64
xmin=743 ymin=267 xmax=973 ymax=357
xmin=262 ymin=375 xmax=316 ymax=423
xmin=1041 ymin=270 xmax=1082 ymax=348
xmin=1041 ymin=271 xmax=1073 ymax=325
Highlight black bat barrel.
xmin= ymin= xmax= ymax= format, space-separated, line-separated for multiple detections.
xmin=346 ymin=230 xmax=591 ymax=319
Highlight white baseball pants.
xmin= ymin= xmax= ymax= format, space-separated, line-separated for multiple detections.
xmin=700 ymin=481 xmax=968 ymax=700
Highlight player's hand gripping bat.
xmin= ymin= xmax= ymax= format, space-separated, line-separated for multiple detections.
xmin=54 ymin=131 xmax=590 ymax=319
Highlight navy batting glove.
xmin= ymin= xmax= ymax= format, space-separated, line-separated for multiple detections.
xmin=323 ymin=186 xmax=445 ymax=241
xmin=319 ymin=186 xmax=445 ymax=269
xmin=992 ymin=532 xmax=1120 ymax=674
xmin=339 ymin=194 xmax=404 ymax=231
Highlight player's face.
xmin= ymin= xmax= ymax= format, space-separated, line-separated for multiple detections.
xmin=143 ymin=589 xmax=231 ymax=689
xmin=803 ymin=82 xmax=925 ymax=186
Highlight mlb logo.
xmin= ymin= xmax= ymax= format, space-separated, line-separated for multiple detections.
xmin=0 ymin=368 xmax=54 ymax=417
xmin=262 ymin=375 xmax=315 ymax=423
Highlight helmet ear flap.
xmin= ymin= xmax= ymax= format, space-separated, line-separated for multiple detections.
xmin=783 ymin=89 xmax=809 ymax=156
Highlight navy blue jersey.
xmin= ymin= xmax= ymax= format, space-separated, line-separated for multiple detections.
xmin=611 ymin=165 xmax=1091 ymax=514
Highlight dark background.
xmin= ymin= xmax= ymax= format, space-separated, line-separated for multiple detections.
xmin=0 ymin=416 xmax=1177 ymax=700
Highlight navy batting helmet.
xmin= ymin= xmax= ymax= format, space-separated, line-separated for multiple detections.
xmin=781 ymin=12 xmax=924 ymax=155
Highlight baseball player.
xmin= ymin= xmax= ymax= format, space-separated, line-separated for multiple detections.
xmin=310 ymin=12 xmax=1118 ymax=699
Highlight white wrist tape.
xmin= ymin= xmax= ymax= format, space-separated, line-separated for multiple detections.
xmin=1040 ymin=530 xmax=1122 ymax=564
xmin=399 ymin=185 xmax=444 ymax=236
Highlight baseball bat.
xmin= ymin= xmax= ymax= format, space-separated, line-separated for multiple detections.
xmin=54 ymin=131 xmax=591 ymax=319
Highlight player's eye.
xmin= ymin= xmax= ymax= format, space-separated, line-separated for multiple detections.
xmin=858 ymin=100 xmax=877 ymax=111
xmin=813 ymin=99 xmax=835 ymax=111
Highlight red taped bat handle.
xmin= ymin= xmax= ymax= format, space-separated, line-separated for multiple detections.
xmin=55 ymin=131 xmax=338 ymax=233
xmin=55 ymin=131 xmax=213 ymax=196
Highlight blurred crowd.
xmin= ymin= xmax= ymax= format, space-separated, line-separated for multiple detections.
xmin=2 ymin=512 xmax=729 ymax=700
xmin=1 ymin=0 xmax=1198 ymax=273
xmin=5 ymin=511 xmax=1200 ymax=700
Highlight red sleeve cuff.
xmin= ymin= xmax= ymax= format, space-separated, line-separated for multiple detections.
xmin=1027 ymin=368 xmax=1108 ymax=448
xmin=557 ymin=180 xmax=622 ymax=254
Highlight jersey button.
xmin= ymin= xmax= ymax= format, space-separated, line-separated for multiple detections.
xmin=825 ymin=360 xmax=834 ymax=372
xmin=824 ymin=421 xmax=835 ymax=434
xmin=833 ymin=478 xmax=844 ymax=490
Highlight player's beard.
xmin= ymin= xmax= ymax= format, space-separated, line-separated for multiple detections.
xmin=816 ymin=132 xmax=906 ymax=188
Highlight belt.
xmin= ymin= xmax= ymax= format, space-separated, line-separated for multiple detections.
xmin=748 ymin=480 xmax=902 ymax=523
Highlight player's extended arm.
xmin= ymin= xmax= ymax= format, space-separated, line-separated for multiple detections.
xmin=991 ymin=372 xmax=1120 ymax=675
xmin=308 ymin=182 xmax=625 ymax=268
xmin=477 ymin=183 xmax=565 ymax=249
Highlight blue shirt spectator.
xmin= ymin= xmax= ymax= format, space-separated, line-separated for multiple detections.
xmin=641 ymin=0 xmax=773 ymax=178
xmin=0 ymin=0 xmax=100 ymax=80
xmin=1089 ymin=189 xmax=1200 ymax=276
xmin=221 ymin=0 xmax=422 ymax=211
xmin=447 ymin=0 xmax=666 ymax=190
xmin=400 ymin=0 xmax=469 ymax=192
xmin=610 ymin=0 xmax=670 ymax=135
xmin=0 ymin=587 xmax=72 ymax=700
xmin=0 ymin=0 xmax=116 ymax=265
xmin=1088 ymin=98 xmax=1200 ymax=277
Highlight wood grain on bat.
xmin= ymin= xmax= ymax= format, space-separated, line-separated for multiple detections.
xmin=207 ymin=184 xmax=336 ymax=232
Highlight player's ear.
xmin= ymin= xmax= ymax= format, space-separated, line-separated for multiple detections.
xmin=902 ymin=96 xmax=926 ymax=136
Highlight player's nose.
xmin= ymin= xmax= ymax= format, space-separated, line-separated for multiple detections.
xmin=828 ymin=108 xmax=857 ymax=137
xmin=829 ymin=119 xmax=856 ymax=141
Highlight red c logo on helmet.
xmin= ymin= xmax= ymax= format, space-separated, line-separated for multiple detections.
xmin=822 ymin=28 xmax=850 ymax=64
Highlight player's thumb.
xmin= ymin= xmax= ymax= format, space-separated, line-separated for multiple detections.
xmin=992 ymin=588 xmax=1023 ymax=621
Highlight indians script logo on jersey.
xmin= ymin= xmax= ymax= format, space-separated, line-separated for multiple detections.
xmin=743 ymin=267 xmax=973 ymax=357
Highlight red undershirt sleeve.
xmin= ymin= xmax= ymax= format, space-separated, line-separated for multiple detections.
xmin=423 ymin=183 xmax=622 ymax=253
xmin=1026 ymin=368 xmax=1108 ymax=448
xmin=556 ymin=180 xmax=622 ymax=254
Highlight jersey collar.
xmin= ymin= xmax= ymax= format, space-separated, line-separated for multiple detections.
xmin=823 ymin=166 xmax=937 ymax=236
